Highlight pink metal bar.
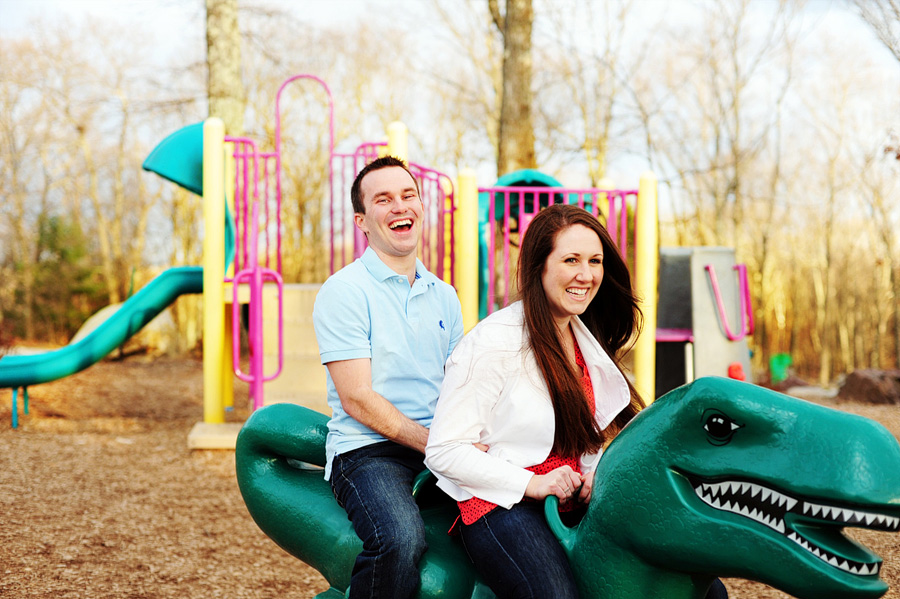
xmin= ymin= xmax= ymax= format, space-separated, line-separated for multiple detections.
xmin=231 ymin=201 xmax=285 ymax=410
xmin=262 ymin=156 xmax=271 ymax=269
xmin=704 ymin=263 xmax=754 ymax=341
xmin=275 ymin=75 xmax=334 ymax=270
xmin=488 ymin=190 xmax=496 ymax=312
xmin=226 ymin=137 xmax=266 ymax=274
xmin=408 ymin=161 xmax=455 ymax=284
xmin=479 ymin=186 xmax=637 ymax=315
xmin=241 ymin=143 xmax=250 ymax=269
xmin=325 ymin=150 xmax=455 ymax=284
xmin=656 ymin=328 xmax=695 ymax=343
xmin=738 ymin=263 xmax=755 ymax=334
xmin=607 ymin=193 xmax=618 ymax=248
xmin=503 ymin=191 xmax=511 ymax=308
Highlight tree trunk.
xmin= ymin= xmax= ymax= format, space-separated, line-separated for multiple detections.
xmin=492 ymin=0 xmax=535 ymax=175
xmin=206 ymin=0 xmax=244 ymax=136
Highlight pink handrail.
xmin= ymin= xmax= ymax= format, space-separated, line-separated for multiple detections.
xmin=276 ymin=74 xmax=334 ymax=275
xmin=224 ymin=73 xmax=339 ymax=411
xmin=480 ymin=186 xmax=636 ymax=314
xmin=327 ymin=149 xmax=456 ymax=285
xmin=704 ymin=263 xmax=754 ymax=341
xmin=332 ymin=142 xmax=385 ymax=268
xmin=232 ymin=201 xmax=284 ymax=411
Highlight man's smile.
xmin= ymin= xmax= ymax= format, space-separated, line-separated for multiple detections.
xmin=389 ymin=218 xmax=413 ymax=230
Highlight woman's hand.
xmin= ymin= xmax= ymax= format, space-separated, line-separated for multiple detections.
xmin=576 ymin=469 xmax=595 ymax=503
xmin=524 ymin=465 xmax=583 ymax=502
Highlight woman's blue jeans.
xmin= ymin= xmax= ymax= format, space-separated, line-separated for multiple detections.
xmin=459 ymin=501 xmax=731 ymax=599
xmin=330 ymin=442 xmax=427 ymax=599
xmin=460 ymin=501 xmax=579 ymax=599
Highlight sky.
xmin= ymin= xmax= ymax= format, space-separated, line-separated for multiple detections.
xmin=3 ymin=1 xmax=892 ymax=73
xmin=0 ymin=0 xmax=410 ymax=36
xmin=1 ymin=0 xmax=895 ymax=188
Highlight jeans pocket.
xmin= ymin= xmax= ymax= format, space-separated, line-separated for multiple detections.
xmin=329 ymin=454 xmax=346 ymax=508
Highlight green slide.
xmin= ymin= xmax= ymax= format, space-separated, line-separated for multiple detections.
xmin=0 ymin=266 xmax=202 ymax=389
xmin=2 ymin=122 xmax=230 ymax=414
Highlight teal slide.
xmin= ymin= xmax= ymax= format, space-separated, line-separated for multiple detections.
xmin=3 ymin=122 xmax=229 ymax=426
xmin=0 ymin=121 xmax=229 ymax=392
xmin=0 ymin=266 xmax=202 ymax=390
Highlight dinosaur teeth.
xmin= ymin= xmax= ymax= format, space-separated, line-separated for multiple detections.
xmin=694 ymin=478 xmax=895 ymax=578
xmin=802 ymin=501 xmax=900 ymax=531
xmin=787 ymin=532 xmax=880 ymax=576
xmin=697 ymin=483 xmax=786 ymax=533
xmin=698 ymin=482 xmax=795 ymax=517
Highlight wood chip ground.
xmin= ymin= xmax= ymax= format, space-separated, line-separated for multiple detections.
xmin=1 ymin=356 xmax=898 ymax=598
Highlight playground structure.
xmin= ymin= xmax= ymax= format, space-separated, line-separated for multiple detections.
xmin=236 ymin=377 xmax=900 ymax=598
xmin=0 ymin=73 xmax=754 ymax=433
xmin=145 ymin=73 xmax=668 ymax=446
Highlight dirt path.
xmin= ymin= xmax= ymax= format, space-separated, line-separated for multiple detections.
xmin=1 ymin=355 xmax=898 ymax=598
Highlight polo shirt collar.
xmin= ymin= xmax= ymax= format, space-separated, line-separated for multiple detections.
xmin=360 ymin=247 xmax=424 ymax=282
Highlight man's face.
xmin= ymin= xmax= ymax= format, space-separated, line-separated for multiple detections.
xmin=354 ymin=166 xmax=423 ymax=261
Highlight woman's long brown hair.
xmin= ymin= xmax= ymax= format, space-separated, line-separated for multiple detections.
xmin=518 ymin=204 xmax=645 ymax=457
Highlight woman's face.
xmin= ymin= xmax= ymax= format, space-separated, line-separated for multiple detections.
xmin=541 ymin=224 xmax=604 ymax=329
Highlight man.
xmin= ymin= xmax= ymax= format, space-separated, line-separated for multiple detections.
xmin=312 ymin=156 xmax=464 ymax=599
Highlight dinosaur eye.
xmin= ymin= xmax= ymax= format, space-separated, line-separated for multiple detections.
xmin=702 ymin=409 xmax=743 ymax=446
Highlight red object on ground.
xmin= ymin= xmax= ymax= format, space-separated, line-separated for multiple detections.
xmin=728 ymin=362 xmax=746 ymax=381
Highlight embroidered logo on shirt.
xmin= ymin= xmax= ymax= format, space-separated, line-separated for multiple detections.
xmin=439 ymin=320 xmax=445 ymax=330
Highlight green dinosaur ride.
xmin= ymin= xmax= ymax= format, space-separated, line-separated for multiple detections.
xmin=235 ymin=377 xmax=900 ymax=599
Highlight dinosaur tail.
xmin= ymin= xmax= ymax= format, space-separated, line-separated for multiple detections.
xmin=235 ymin=403 xmax=360 ymax=590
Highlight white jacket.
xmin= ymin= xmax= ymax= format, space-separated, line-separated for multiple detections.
xmin=425 ymin=301 xmax=630 ymax=509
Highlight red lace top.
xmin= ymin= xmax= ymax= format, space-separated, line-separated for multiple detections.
xmin=455 ymin=336 xmax=596 ymax=526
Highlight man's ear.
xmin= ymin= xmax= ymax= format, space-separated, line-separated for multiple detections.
xmin=353 ymin=212 xmax=367 ymax=235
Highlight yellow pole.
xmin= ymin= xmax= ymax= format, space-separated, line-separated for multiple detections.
xmin=633 ymin=171 xmax=659 ymax=403
xmin=221 ymin=140 xmax=236 ymax=411
xmin=387 ymin=121 xmax=408 ymax=162
xmin=456 ymin=169 xmax=479 ymax=333
xmin=203 ymin=118 xmax=226 ymax=424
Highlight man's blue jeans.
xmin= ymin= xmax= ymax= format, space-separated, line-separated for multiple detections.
xmin=330 ymin=442 xmax=427 ymax=599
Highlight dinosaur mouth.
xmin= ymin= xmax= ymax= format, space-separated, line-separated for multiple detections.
xmin=689 ymin=477 xmax=900 ymax=577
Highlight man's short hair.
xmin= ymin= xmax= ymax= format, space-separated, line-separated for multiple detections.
xmin=350 ymin=156 xmax=419 ymax=214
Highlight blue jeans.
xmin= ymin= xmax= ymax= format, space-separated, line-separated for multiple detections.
xmin=460 ymin=501 xmax=730 ymax=599
xmin=330 ymin=442 xmax=427 ymax=599
xmin=707 ymin=578 xmax=729 ymax=599
xmin=460 ymin=501 xmax=579 ymax=599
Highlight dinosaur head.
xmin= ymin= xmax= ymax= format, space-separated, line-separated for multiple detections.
xmin=577 ymin=377 xmax=900 ymax=599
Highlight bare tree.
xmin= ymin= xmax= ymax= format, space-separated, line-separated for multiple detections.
xmin=206 ymin=0 xmax=244 ymax=135
xmin=855 ymin=0 xmax=900 ymax=62
xmin=535 ymin=0 xmax=655 ymax=185
xmin=1 ymin=18 xmax=202 ymax=343
xmin=858 ymin=145 xmax=900 ymax=369
xmin=489 ymin=0 xmax=536 ymax=175
xmin=0 ymin=38 xmax=50 ymax=338
xmin=423 ymin=0 xmax=503 ymax=174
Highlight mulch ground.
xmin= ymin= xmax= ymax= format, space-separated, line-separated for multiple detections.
xmin=1 ymin=354 xmax=898 ymax=598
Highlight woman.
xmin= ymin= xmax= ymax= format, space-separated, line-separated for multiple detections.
xmin=425 ymin=204 xmax=642 ymax=598
xmin=425 ymin=204 xmax=728 ymax=599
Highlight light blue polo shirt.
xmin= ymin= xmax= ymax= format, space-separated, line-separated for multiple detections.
xmin=312 ymin=247 xmax=464 ymax=479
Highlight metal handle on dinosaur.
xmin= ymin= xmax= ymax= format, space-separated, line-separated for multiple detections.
xmin=412 ymin=469 xmax=436 ymax=499
xmin=544 ymin=495 xmax=578 ymax=555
